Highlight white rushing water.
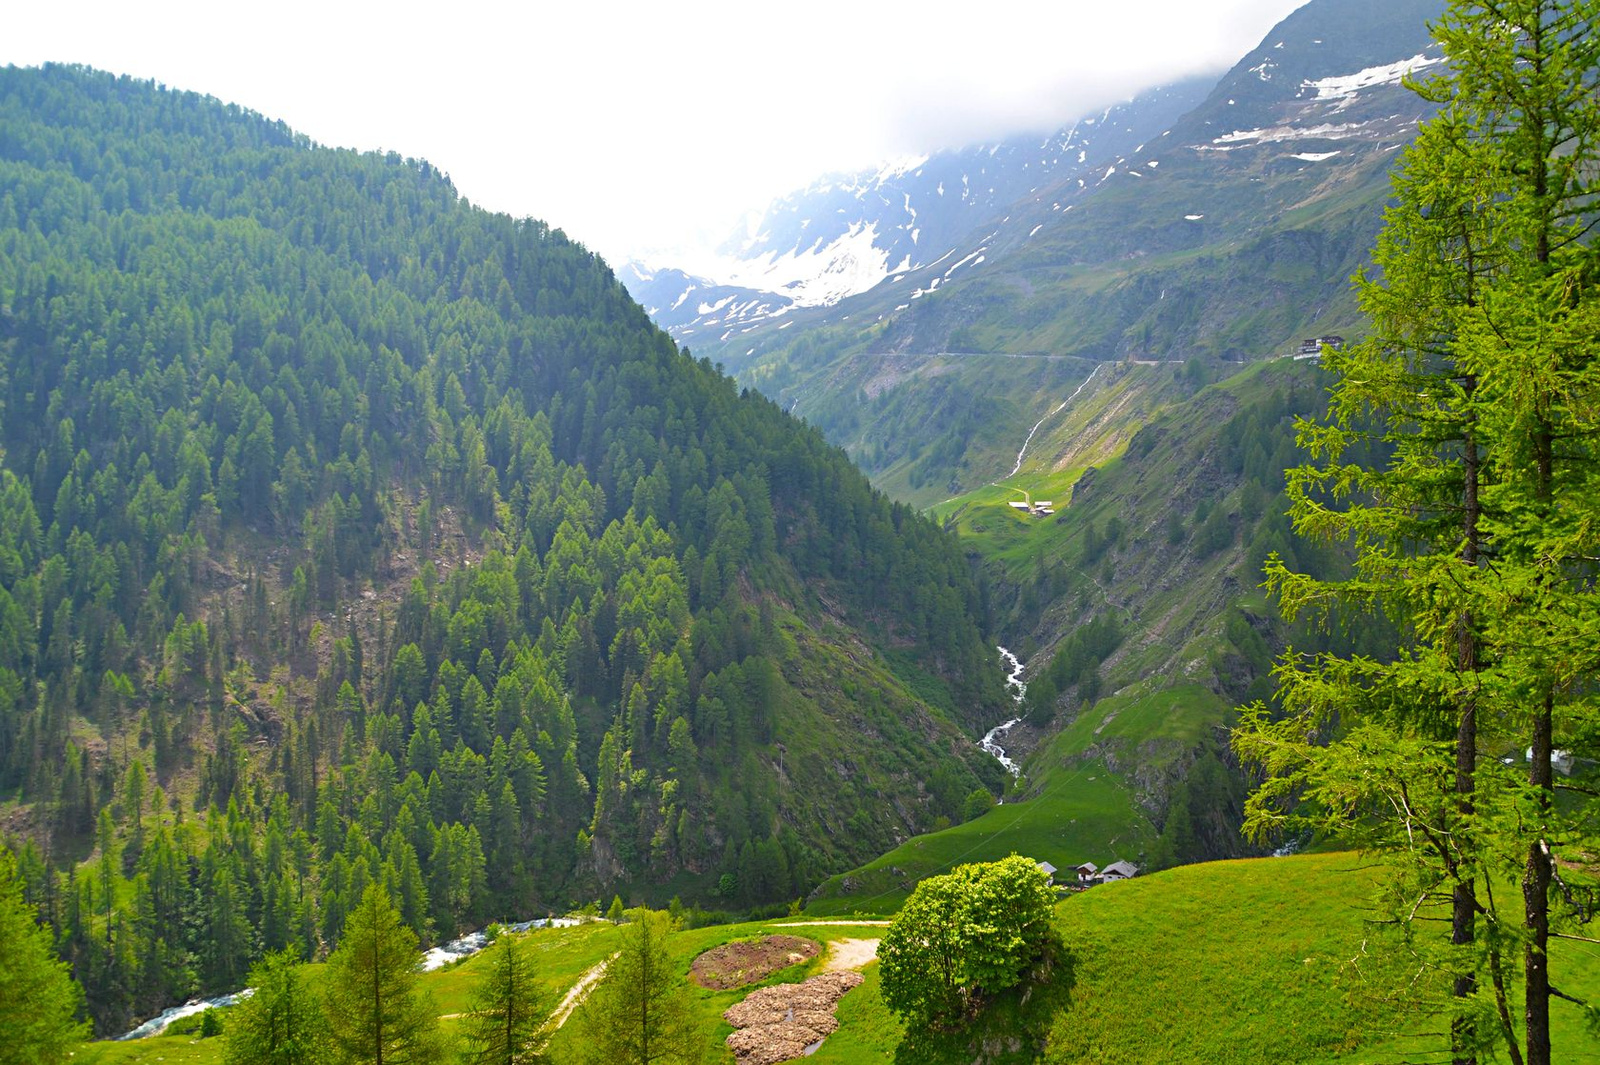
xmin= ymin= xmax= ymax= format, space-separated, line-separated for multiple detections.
xmin=118 ymin=990 xmax=255 ymax=1041
xmin=419 ymin=915 xmax=581 ymax=972
xmin=979 ymin=646 xmax=1027 ymax=777
xmin=119 ymin=915 xmax=583 ymax=1039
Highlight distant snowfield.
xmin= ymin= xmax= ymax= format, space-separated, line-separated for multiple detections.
xmin=688 ymin=220 xmax=895 ymax=309
xmin=1303 ymin=53 xmax=1444 ymax=101
xmin=1210 ymin=120 xmax=1369 ymax=146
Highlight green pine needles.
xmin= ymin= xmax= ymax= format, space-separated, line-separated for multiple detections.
xmin=462 ymin=931 xmax=550 ymax=1065
xmin=323 ymin=884 xmax=445 ymax=1065
xmin=1233 ymin=2 xmax=1600 ymax=1063
xmin=575 ymin=908 xmax=702 ymax=1065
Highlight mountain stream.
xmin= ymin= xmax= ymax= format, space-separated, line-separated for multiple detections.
xmin=1006 ymin=365 xmax=1102 ymax=479
xmin=117 ymin=915 xmax=582 ymax=1040
xmin=978 ymin=646 xmax=1027 ymax=777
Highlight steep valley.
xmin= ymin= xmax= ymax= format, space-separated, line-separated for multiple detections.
xmin=6 ymin=0 xmax=1600 ymax=1060
xmin=623 ymin=0 xmax=1458 ymax=909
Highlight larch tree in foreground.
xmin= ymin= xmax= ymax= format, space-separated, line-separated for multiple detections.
xmin=323 ymin=883 xmax=445 ymax=1065
xmin=462 ymin=930 xmax=549 ymax=1065
xmin=577 ymin=908 xmax=702 ymax=1065
xmin=1233 ymin=2 xmax=1600 ymax=1063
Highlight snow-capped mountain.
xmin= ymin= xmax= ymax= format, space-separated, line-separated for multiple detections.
xmin=626 ymin=0 xmax=1448 ymax=368
xmin=622 ymin=77 xmax=1213 ymax=344
xmin=680 ymin=0 xmax=1450 ymax=368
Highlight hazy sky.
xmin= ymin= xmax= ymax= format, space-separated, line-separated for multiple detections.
xmin=7 ymin=0 xmax=1308 ymax=265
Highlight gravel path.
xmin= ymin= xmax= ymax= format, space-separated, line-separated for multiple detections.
xmin=822 ymin=937 xmax=879 ymax=971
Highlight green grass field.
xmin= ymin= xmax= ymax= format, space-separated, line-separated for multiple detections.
xmin=89 ymin=917 xmax=890 ymax=1065
xmin=1042 ymin=853 xmax=1600 ymax=1065
xmin=83 ymin=853 xmax=1600 ymax=1065
xmin=805 ymin=766 xmax=1151 ymax=915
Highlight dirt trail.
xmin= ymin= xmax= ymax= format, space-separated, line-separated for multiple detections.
xmin=547 ymin=952 xmax=617 ymax=1030
xmin=822 ymin=938 xmax=879 ymax=971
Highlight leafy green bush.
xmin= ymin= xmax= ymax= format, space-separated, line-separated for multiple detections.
xmin=878 ymin=855 xmax=1059 ymax=1028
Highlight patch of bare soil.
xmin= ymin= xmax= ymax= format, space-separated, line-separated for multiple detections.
xmin=723 ymin=971 xmax=865 ymax=1065
xmin=822 ymin=938 xmax=879 ymax=971
xmin=691 ymin=934 xmax=819 ymax=990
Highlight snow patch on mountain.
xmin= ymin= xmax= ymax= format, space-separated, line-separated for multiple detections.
xmin=697 ymin=294 xmax=736 ymax=316
xmin=1208 ymin=120 xmax=1370 ymax=146
xmin=1303 ymin=53 xmax=1444 ymax=101
xmin=874 ymin=154 xmax=930 ymax=184
xmin=715 ymin=221 xmax=894 ymax=308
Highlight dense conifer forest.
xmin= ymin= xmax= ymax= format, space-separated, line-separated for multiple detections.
xmin=0 ymin=64 xmax=1006 ymax=1033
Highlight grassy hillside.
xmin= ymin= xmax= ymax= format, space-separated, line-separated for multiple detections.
xmin=101 ymin=853 xmax=1598 ymax=1064
xmin=1043 ymin=853 xmax=1600 ymax=1065
xmin=806 ymin=762 xmax=1148 ymax=915
xmin=925 ymin=360 xmax=1201 ymax=567
xmin=823 ymin=853 xmax=1600 ymax=1065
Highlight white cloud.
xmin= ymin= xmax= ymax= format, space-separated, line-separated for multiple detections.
xmin=3 ymin=0 xmax=1309 ymax=264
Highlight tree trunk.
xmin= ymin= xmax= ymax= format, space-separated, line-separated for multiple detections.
xmin=1453 ymin=416 xmax=1480 ymax=1065
xmin=1525 ymin=690 xmax=1553 ymax=1065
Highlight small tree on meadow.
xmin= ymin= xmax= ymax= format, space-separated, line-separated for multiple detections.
xmin=223 ymin=949 xmax=329 ymax=1065
xmin=461 ymin=932 xmax=548 ymax=1065
xmin=323 ymin=883 xmax=444 ymax=1065
xmin=878 ymin=854 xmax=1058 ymax=1028
xmin=577 ymin=908 xmax=702 ymax=1064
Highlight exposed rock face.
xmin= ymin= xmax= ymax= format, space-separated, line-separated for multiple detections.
xmin=723 ymin=970 xmax=865 ymax=1065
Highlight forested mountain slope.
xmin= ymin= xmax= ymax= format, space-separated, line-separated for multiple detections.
xmin=0 ymin=64 xmax=1006 ymax=1033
